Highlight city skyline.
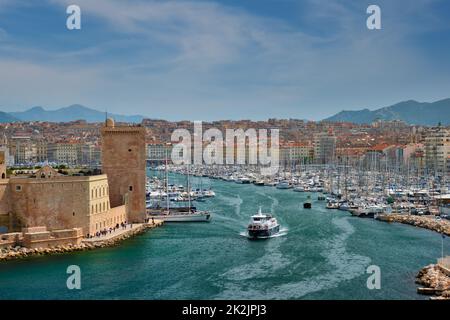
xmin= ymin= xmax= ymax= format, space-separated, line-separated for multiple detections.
xmin=1 ymin=0 xmax=450 ymax=120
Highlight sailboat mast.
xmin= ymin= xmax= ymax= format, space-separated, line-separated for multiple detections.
xmin=188 ymin=164 xmax=191 ymax=211
xmin=165 ymin=149 xmax=169 ymax=211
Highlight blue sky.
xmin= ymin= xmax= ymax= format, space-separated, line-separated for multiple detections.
xmin=0 ymin=0 xmax=449 ymax=120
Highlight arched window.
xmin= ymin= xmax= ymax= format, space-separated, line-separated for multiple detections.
xmin=1 ymin=173 xmax=5 ymax=179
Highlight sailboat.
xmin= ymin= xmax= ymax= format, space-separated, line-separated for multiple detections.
xmin=148 ymin=155 xmax=212 ymax=222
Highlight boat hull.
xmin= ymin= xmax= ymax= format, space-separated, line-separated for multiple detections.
xmin=149 ymin=212 xmax=211 ymax=222
xmin=247 ymin=225 xmax=280 ymax=239
xmin=276 ymin=185 xmax=292 ymax=189
xmin=354 ymin=212 xmax=375 ymax=218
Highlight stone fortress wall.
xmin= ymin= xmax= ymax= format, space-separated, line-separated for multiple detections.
xmin=0 ymin=119 xmax=146 ymax=249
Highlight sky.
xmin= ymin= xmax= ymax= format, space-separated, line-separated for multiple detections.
xmin=0 ymin=0 xmax=449 ymax=121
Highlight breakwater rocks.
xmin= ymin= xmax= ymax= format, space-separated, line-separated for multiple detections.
xmin=376 ymin=214 xmax=450 ymax=236
xmin=0 ymin=222 xmax=163 ymax=262
xmin=416 ymin=264 xmax=450 ymax=299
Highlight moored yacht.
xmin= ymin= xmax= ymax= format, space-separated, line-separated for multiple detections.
xmin=276 ymin=181 xmax=292 ymax=189
xmin=236 ymin=176 xmax=251 ymax=184
xmin=253 ymin=180 xmax=265 ymax=186
xmin=148 ymin=209 xmax=211 ymax=222
xmin=326 ymin=200 xmax=339 ymax=209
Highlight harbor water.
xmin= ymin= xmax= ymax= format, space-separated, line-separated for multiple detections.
xmin=0 ymin=173 xmax=448 ymax=300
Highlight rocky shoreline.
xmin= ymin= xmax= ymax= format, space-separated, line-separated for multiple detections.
xmin=0 ymin=223 xmax=162 ymax=262
xmin=416 ymin=264 xmax=450 ymax=299
xmin=376 ymin=214 xmax=450 ymax=236
xmin=376 ymin=214 xmax=450 ymax=299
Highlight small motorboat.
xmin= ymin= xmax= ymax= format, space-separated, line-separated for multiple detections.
xmin=253 ymin=180 xmax=265 ymax=186
xmin=303 ymin=195 xmax=312 ymax=209
xmin=276 ymin=181 xmax=292 ymax=189
xmin=293 ymin=186 xmax=305 ymax=192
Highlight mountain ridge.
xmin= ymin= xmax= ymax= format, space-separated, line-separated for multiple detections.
xmin=325 ymin=98 xmax=450 ymax=125
xmin=0 ymin=98 xmax=449 ymax=125
xmin=6 ymin=104 xmax=144 ymax=123
xmin=0 ymin=111 xmax=19 ymax=123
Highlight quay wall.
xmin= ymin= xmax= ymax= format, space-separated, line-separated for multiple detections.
xmin=0 ymin=226 xmax=83 ymax=249
xmin=0 ymin=221 xmax=163 ymax=261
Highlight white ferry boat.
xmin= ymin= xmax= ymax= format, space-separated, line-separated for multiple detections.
xmin=247 ymin=208 xmax=280 ymax=239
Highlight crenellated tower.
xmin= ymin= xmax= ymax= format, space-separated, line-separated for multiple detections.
xmin=100 ymin=118 xmax=146 ymax=223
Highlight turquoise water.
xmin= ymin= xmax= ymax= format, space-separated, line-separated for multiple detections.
xmin=0 ymin=173 xmax=448 ymax=300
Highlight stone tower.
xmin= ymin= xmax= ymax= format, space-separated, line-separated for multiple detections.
xmin=0 ymin=150 xmax=6 ymax=179
xmin=101 ymin=118 xmax=146 ymax=223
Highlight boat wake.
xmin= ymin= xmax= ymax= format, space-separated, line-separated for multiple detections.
xmin=216 ymin=217 xmax=370 ymax=299
xmin=239 ymin=228 xmax=288 ymax=239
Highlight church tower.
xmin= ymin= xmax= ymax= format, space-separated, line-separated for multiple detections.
xmin=101 ymin=118 xmax=146 ymax=223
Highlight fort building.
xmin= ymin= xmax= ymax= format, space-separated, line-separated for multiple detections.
xmin=0 ymin=119 xmax=147 ymax=240
xmin=0 ymin=164 xmax=127 ymax=236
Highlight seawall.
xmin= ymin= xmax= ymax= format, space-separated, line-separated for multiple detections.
xmin=0 ymin=221 xmax=163 ymax=262
xmin=376 ymin=214 xmax=450 ymax=236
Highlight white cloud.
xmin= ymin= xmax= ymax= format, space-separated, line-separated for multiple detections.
xmin=0 ymin=0 xmax=449 ymax=120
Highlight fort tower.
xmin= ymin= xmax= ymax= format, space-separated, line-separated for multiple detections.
xmin=0 ymin=151 xmax=6 ymax=180
xmin=101 ymin=118 xmax=146 ymax=223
